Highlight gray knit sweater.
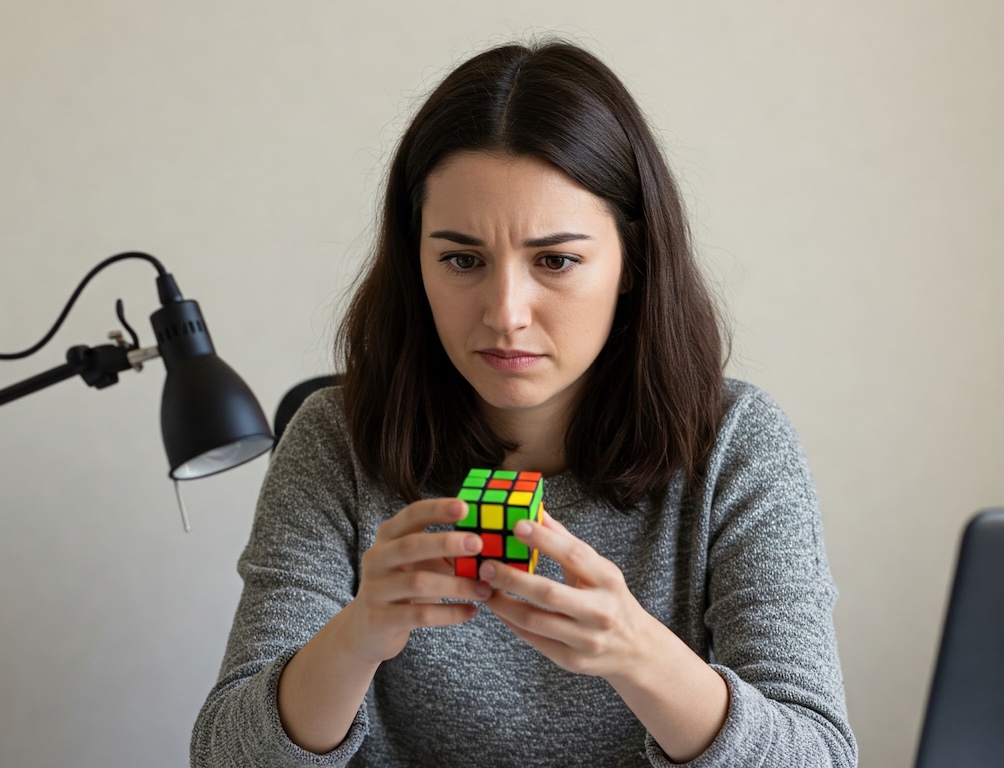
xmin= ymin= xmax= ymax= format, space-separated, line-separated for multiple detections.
xmin=191 ymin=380 xmax=857 ymax=767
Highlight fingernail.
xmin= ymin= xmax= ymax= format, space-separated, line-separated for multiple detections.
xmin=480 ymin=562 xmax=496 ymax=580
xmin=514 ymin=520 xmax=532 ymax=537
xmin=463 ymin=535 xmax=481 ymax=553
xmin=474 ymin=581 xmax=492 ymax=599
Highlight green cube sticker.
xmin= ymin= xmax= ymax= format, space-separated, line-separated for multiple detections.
xmin=458 ymin=487 xmax=482 ymax=502
xmin=507 ymin=508 xmax=529 ymax=530
xmin=506 ymin=536 xmax=529 ymax=559
xmin=457 ymin=503 xmax=478 ymax=528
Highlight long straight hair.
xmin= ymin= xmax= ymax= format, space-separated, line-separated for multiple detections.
xmin=337 ymin=41 xmax=726 ymax=508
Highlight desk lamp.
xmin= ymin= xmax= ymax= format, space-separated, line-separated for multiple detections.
xmin=0 ymin=252 xmax=274 ymax=528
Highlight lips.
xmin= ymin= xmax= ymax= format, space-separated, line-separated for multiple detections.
xmin=477 ymin=348 xmax=543 ymax=372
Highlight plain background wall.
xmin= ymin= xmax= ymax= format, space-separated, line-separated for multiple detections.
xmin=1 ymin=1 xmax=1000 ymax=766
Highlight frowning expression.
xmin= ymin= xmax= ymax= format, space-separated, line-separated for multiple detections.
xmin=420 ymin=151 xmax=624 ymax=425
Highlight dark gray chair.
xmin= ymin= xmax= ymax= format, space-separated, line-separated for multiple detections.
xmin=915 ymin=508 xmax=1004 ymax=767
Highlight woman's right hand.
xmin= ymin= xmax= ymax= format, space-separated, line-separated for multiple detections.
xmin=342 ymin=497 xmax=490 ymax=664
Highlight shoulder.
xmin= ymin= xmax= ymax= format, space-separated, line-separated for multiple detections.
xmin=702 ymin=379 xmax=820 ymax=543
xmin=697 ymin=383 xmax=841 ymax=637
xmin=719 ymin=378 xmax=795 ymax=434
xmin=262 ymin=385 xmax=363 ymax=504
xmin=271 ymin=385 xmax=348 ymax=461
xmin=263 ymin=384 xmax=409 ymax=516
xmin=279 ymin=384 xmax=346 ymax=435
xmin=711 ymin=379 xmax=809 ymax=472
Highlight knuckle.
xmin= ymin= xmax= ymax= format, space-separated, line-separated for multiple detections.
xmin=522 ymin=608 xmax=547 ymax=635
xmin=409 ymin=603 xmax=431 ymax=626
xmin=594 ymin=611 xmax=616 ymax=632
xmin=537 ymin=580 xmax=561 ymax=606
xmin=561 ymin=655 xmax=589 ymax=675
xmin=375 ymin=515 xmax=398 ymax=540
xmin=410 ymin=602 xmax=451 ymax=627
xmin=396 ymin=534 xmax=422 ymax=560
xmin=564 ymin=539 xmax=593 ymax=569
xmin=581 ymin=634 xmax=606 ymax=657
xmin=604 ymin=563 xmax=627 ymax=587
xmin=404 ymin=569 xmax=431 ymax=593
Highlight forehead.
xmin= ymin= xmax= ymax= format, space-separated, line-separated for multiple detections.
xmin=422 ymin=151 xmax=612 ymax=230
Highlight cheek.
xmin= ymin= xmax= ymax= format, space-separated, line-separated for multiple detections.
xmin=548 ymin=285 xmax=619 ymax=357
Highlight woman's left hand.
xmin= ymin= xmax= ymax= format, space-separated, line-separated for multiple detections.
xmin=479 ymin=509 xmax=657 ymax=680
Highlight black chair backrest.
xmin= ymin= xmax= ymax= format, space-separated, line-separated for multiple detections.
xmin=915 ymin=508 xmax=1004 ymax=767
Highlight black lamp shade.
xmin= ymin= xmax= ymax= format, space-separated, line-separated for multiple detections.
xmin=160 ymin=354 xmax=273 ymax=479
xmin=152 ymin=299 xmax=273 ymax=479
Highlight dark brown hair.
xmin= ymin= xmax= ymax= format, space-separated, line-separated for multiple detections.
xmin=337 ymin=40 xmax=726 ymax=508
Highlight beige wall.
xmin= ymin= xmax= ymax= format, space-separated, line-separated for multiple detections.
xmin=0 ymin=2 xmax=1000 ymax=766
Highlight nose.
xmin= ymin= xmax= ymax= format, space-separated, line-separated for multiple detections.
xmin=481 ymin=263 xmax=532 ymax=335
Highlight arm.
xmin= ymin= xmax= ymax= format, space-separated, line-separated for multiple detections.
xmin=191 ymin=392 xmax=489 ymax=766
xmin=480 ymin=386 xmax=857 ymax=767
xmin=190 ymin=392 xmax=372 ymax=768
xmin=276 ymin=499 xmax=490 ymax=753
xmin=690 ymin=386 xmax=857 ymax=767
xmin=479 ymin=514 xmax=728 ymax=762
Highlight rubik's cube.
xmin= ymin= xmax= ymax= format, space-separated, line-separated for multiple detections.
xmin=454 ymin=468 xmax=544 ymax=579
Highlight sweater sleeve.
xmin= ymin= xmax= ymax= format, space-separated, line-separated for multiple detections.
xmin=648 ymin=385 xmax=857 ymax=767
xmin=190 ymin=389 xmax=370 ymax=768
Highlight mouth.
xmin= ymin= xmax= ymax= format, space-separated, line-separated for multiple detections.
xmin=476 ymin=348 xmax=543 ymax=372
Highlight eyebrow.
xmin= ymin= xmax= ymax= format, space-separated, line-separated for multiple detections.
xmin=428 ymin=230 xmax=593 ymax=248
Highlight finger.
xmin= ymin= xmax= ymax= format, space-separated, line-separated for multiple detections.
xmin=492 ymin=607 xmax=571 ymax=653
xmin=485 ymin=588 xmax=577 ymax=642
xmin=478 ymin=558 xmax=587 ymax=616
xmin=377 ymin=497 xmax=469 ymax=541
xmin=376 ymin=528 xmax=483 ymax=571
xmin=508 ymin=518 xmax=613 ymax=584
xmin=371 ymin=568 xmax=493 ymax=605
xmin=493 ymin=612 xmax=588 ymax=675
xmin=413 ymin=555 xmax=457 ymax=577
xmin=375 ymin=601 xmax=480 ymax=631
xmin=540 ymin=508 xmax=568 ymax=533
xmin=535 ymin=512 xmax=583 ymax=587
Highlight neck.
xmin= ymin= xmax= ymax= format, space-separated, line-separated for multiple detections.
xmin=482 ymin=400 xmax=572 ymax=477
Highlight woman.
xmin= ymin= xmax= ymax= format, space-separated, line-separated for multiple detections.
xmin=192 ymin=40 xmax=857 ymax=767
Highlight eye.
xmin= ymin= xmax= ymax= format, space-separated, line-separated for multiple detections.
xmin=439 ymin=253 xmax=483 ymax=272
xmin=539 ymin=254 xmax=580 ymax=272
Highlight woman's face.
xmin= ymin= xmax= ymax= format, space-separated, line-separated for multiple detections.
xmin=420 ymin=151 xmax=624 ymax=426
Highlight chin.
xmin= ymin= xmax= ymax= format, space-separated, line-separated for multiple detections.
xmin=474 ymin=387 xmax=543 ymax=412
xmin=469 ymin=376 xmax=572 ymax=416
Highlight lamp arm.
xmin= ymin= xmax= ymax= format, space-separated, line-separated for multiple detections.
xmin=0 ymin=360 xmax=79 ymax=405
xmin=0 ymin=343 xmax=160 ymax=407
